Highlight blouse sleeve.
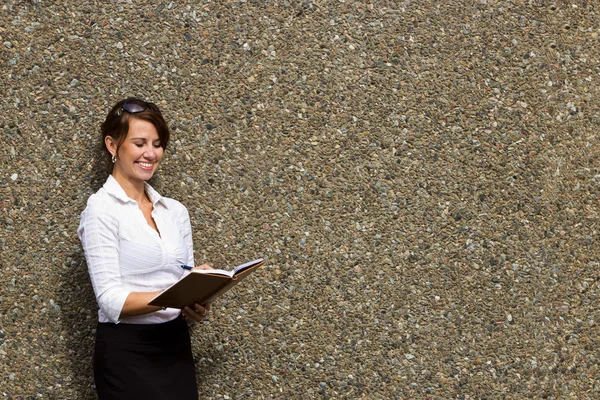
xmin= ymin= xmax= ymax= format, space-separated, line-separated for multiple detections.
xmin=77 ymin=201 xmax=129 ymax=323
xmin=179 ymin=205 xmax=195 ymax=267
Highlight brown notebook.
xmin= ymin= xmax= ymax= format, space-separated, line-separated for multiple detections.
xmin=148 ymin=258 xmax=265 ymax=309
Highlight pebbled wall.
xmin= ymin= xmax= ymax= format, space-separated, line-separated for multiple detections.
xmin=1 ymin=1 xmax=599 ymax=399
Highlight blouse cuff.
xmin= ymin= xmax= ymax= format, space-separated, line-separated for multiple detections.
xmin=99 ymin=289 xmax=130 ymax=324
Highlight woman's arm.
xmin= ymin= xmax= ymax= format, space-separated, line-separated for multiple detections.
xmin=78 ymin=202 xmax=130 ymax=323
xmin=120 ymin=267 xmax=214 ymax=318
xmin=119 ymin=291 xmax=164 ymax=318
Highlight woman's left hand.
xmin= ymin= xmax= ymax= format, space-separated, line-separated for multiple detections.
xmin=183 ymin=302 xmax=210 ymax=322
xmin=182 ymin=264 xmax=213 ymax=322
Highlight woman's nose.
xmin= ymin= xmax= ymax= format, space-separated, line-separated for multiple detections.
xmin=143 ymin=149 xmax=156 ymax=159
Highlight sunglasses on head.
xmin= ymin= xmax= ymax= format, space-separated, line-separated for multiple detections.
xmin=116 ymin=99 xmax=159 ymax=117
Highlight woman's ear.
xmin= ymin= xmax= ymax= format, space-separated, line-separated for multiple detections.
xmin=105 ymin=136 xmax=117 ymax=158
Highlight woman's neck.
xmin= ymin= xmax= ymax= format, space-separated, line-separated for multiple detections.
xmin=111 ymin=171 xmax=149 ymax=204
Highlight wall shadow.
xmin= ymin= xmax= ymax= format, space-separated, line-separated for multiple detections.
xmin=58 ymin=250 xmax=98 ymax=399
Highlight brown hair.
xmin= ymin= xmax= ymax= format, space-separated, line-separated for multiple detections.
xmin=100 ymin=97 xmax=170 ymax=162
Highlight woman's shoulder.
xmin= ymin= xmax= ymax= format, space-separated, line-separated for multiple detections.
xmin=161 ymin=196 xmax=189 ymax=214
xmin=81 ymin=187 xmax=119 ymax=216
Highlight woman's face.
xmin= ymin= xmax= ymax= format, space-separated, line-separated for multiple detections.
xmin=106 ymin=118 xmax=164 ymax=183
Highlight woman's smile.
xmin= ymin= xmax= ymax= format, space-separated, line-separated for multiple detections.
xmin=137 ymin=161 xmax=156 ymax=170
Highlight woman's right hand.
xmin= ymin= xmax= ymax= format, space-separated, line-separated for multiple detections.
xmin=192 ymin=263 xmax=213 ymax=271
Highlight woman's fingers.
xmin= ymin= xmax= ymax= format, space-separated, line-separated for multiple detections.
xmin=192 ymin=264 xmax=212 ymax=271
xmin=194 ymin=303 xmax=207 ymax=316
xmin=183 ymin=306 xmax=203 ymax=322
xmin=182 ymin=303 xmax=210 ymax=322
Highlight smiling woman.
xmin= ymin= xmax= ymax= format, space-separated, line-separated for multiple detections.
xmin=106 ymin=118 xmax=164 ymax=189
xmin=77 ymin=97 xmax=209 ymax=400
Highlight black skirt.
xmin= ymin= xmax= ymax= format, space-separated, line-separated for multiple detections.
xmin=94 ymin=314 xmax=198 ymax=400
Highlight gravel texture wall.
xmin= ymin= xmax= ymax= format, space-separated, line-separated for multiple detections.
xmin=1 ymin=1 xmax=599 ymax=399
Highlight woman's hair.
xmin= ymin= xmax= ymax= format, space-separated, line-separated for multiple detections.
xmin=100 ymin=97 xmax=170 ymax=161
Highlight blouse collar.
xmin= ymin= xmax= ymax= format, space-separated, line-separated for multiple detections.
xmin=103 ymin=175 xmax=168 ymax=208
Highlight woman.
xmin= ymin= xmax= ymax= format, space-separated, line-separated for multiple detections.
xmin=78 ymin=98 xmax=209 ymax=399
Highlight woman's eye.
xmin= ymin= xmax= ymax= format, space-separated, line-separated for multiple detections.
xmin=135 ymin=144 xmax=143 ymax=147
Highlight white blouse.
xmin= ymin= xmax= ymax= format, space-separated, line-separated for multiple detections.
xmin=78 ymin=175 xmax=193 ymax=324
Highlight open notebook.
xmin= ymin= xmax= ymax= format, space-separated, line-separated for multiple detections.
xmin=148 ymin=258 xmax=265 ymax=309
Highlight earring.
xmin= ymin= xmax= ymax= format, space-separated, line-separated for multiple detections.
xmin=111 ymin=155 xmax=117 ymax=163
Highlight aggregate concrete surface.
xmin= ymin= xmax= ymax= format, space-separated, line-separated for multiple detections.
xmin=1 ymin=1 xmax=599 ymax=399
